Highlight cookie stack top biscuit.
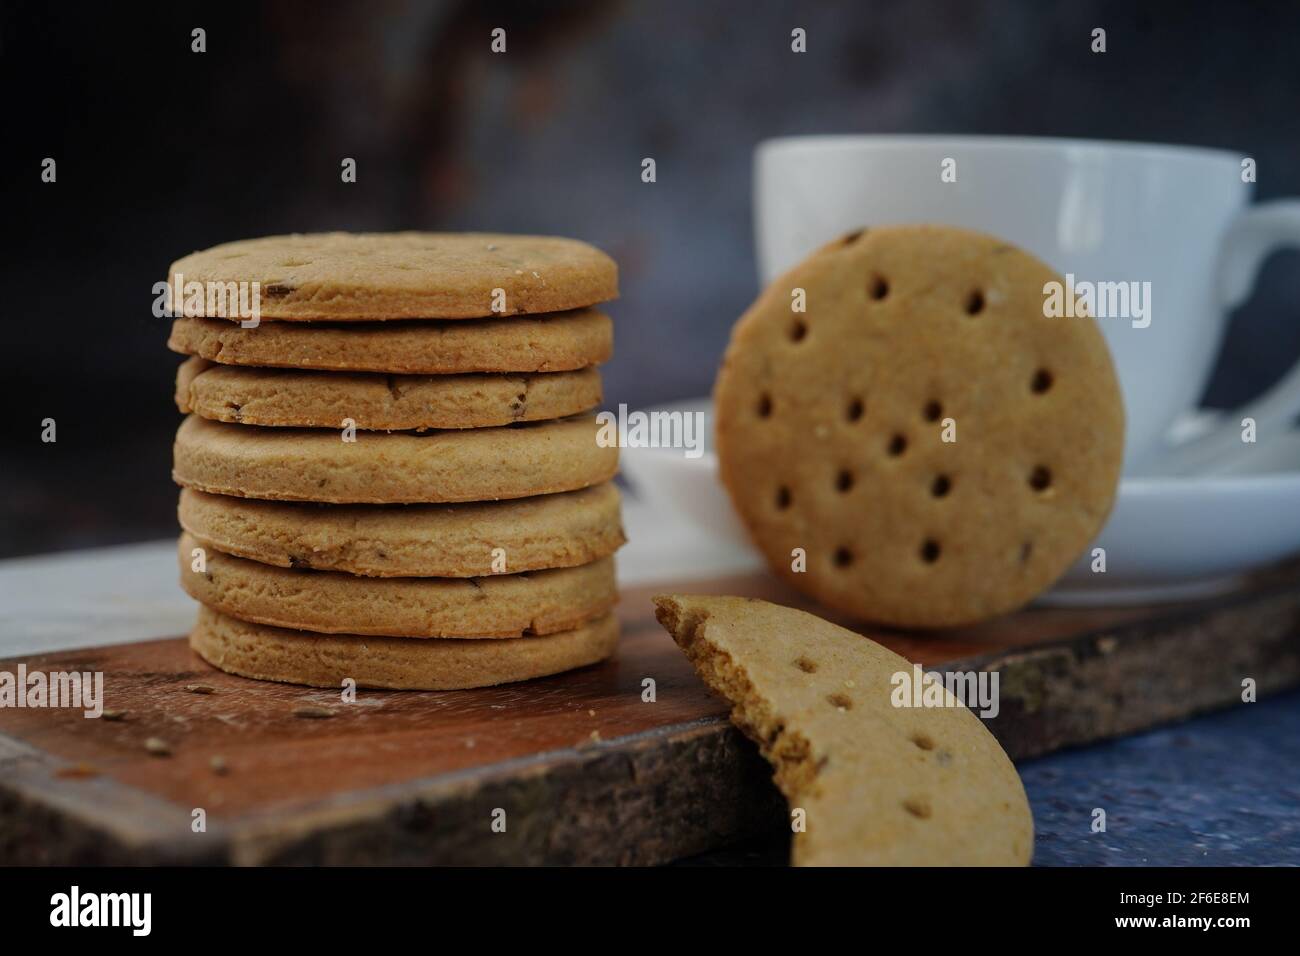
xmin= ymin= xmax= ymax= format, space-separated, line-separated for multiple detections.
xmin=168 ymin=232 xmax=618 ymax=320
xmin=166 ymin=231 xmax=625 ymax=691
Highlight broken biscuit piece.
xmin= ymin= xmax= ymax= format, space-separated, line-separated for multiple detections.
xmin=654 ymin=594 xmax=1033 ymax=866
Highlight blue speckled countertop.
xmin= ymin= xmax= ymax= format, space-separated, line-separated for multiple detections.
xmin=1023 ymin=689 xmax=1300 ymax=866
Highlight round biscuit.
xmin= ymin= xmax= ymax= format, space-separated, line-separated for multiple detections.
xmin=191 ymin=606 xmax=619 ymax=690
xmin=167 ymin=232 xmax=617 ymax=320
xmin=714 ymin=225 xmax=1124 ymax=627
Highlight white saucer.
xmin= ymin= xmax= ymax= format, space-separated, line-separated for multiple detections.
xmin=620 ymin=399 xmax=1300 ymax=606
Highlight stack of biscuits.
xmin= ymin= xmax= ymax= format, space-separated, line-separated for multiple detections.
xmin=165 ymin=232 xmax=624 ymax=690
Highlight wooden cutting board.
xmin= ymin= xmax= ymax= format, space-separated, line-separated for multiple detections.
xmin=3 ymin=563 xmax=1300 ymax=865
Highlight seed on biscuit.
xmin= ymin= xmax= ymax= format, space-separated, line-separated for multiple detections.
xmin=903 ymin=796 xmax=934 ymax=819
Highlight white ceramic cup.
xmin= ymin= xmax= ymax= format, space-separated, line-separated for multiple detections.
xmin=755 ymin=135 xmax=1300 ymax=475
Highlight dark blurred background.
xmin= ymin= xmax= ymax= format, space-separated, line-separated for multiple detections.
xmin=3 ymin=0 xmax=1299 ymax=558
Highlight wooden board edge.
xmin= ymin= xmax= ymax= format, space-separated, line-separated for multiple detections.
xmin=223 ymin=717 xmax=787 ymax=865
xmin=0 ymin=734 xmax=231 ymax=865
xmin=960 ymin=585 xmax=1300 ymax=758
xmin=0 ymin=717 xmax=786 ymax=866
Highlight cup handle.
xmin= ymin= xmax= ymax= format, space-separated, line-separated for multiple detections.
xmin=1141 ymin=199 xmax=1300 ymax=476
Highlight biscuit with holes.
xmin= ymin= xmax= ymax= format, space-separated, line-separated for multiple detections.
xmin=178 ymin=484 xmax=625 ymax=578
xmin=168 ymin=232 xmax=617 ymax=320
xmin=179 ymin=533 xmax=616 ymax=638
xmin=654 ymin=594 xmax=1033 ymax=865
xmin=714 ymin=225 xmax=1123 ymax=627
xmin=167 ymin=309 xmax=612 ymax=374
xmin=172 ymin=413 xmax=618 ymax=504
xmin=191 ymin=606 xmax=619 ymax=690
xmin=175 ymin=357 xmax=603 ymax=430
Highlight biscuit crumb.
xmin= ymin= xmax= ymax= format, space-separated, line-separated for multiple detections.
xmin=55 ymin=763 xmax=100 ymax=779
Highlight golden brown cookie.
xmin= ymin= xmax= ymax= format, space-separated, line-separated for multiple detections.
xmin=191 ymin=605 xmax=619 ymax=690
xmin=178 ymin=484 xmax=625 ymax=577
xmin=172 ymin=414 xmax=618 ymax=504
xmin=178 ymin=533 xmax=616 ymax=638
xmin=654 ymin=594 xmax=1033 ymax=866
xmin=714 ymin=225 xmax=1124 ymax=628
xmin=167 ymin=232 xmax=617 ymax=320
xmin=166 ymin=310 xmax=613 ymax=374
xmin=174 ymin=357 xmax=603 ymax=430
